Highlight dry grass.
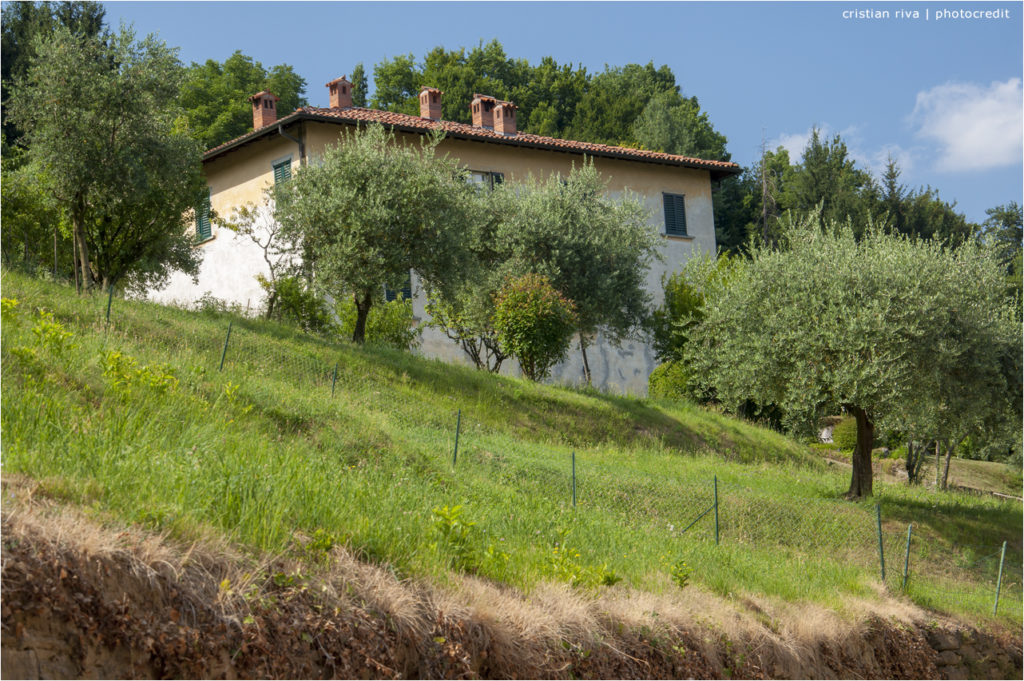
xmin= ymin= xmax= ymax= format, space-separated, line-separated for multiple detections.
xmin=2 ymin=473 xmax=1016 ymax=679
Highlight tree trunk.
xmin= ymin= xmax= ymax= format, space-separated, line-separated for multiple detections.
xmin=935 ymin=440 xmax=941 ymax=487
xmin=71 ymin=199 xmax=95 ymax=289
xmin=939 ymin=436 xmax=965 ymax=491
xmin=352 ymin=290 xmax=372 ymax=344
xmin=845 ymin=404 xmax=874 ymax=499
xmin=580 ymin=336 xmax=592 ymax=386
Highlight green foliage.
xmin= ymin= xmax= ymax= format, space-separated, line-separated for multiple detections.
xmin=30 ymin=308 xmax=74 ymax=356
xmin=178 ymin=50 xmax=307 ymax=149
xmin=2 ymin=270 xmax=1020 ymax=625
xmin=1 ymin=0 xmax=106 ymax=146
xmin=1 ymin=297 xmax=20 ymax=324
xmin=273 ymin=124 xmax=476 ymax=344
xmin=349 ymin=62 xmax=368 ymax=108
xmin=548 ymin=529 xmax=622 ymax=588
xmin=493 ymin=273 xmax=578 ymax=381
xmin=495 ymin=161 xmax=660 ymax=351
xmin=831 ymin=417 xmax=859 ymax=452
xmin=689 ymin=215 xmax=1022 ymax=496
xmin=260 ymin=275 xmax=337 ymax=335
xmin=651 ymin=253 xmax=739 ymax=362
xmin=668 ymin=559 xmax=692 ymax=589
xmin=102 ymin=350 xmax=178 ymax=395
xmin=648 ymin=360 xmax=691 ymax=401
xmin=0 ymin=149 xmax=70 ymax=275
xmin=980 ymin=202 xmax=1023 ymax=301
xmin=432 ymin=504 xmax=476 ymax=570
xmin=8 ymin=24 xmax=207 ymax=292
xmin=336 ymin=294 xmax=421 ymax=351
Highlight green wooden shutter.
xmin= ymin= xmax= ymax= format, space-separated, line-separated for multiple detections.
xmin=273 ymin=159 xmax=292 ymax=184
xmin=195 ymin=191 xmax=212 ymax=242
xmin=663 ymin=193 xmax=687 ymax=236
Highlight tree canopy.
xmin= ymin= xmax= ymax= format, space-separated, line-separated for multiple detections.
xmin=273 ymin=124 xmax=477 ymax=343
xmin=178 ymin=50 xmax=307 ymax=149
xmin=8 ymin=24 xmax=207 ymax=292
xmin=687 ymin=216 xmax=1021 ymax=498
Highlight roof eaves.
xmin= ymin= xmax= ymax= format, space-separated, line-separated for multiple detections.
xmin=202 ymin=109 xmax=742 ymax=178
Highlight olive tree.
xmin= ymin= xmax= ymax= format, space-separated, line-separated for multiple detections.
xmin=688 ymin=215 xmax=1021 ymax=499
xmin=495 ymin=161 xmax=660 ymax=383
xmin=8 ymin=25 xmax=206 ymax=292
xmin=273 ymin=124 xmax=477 ymax=343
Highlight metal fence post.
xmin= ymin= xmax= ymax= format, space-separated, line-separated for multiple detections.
xmin=994 ymin=541 xmax=1007 ymax=616
xmin=572 ymin=451 xmax=577 ymax=508
xmin=875 ymin=503 xmax=885 ymax=584
xmin=714 ymin=475 xmax=720 ymax=546
xmin=902 ymin=523 xmax=913 ymax=591
xmin=452 ymin=408 xmax=461 ymax=467
xmin=105 ymin=284 xmax=114 ymax=324
xmin=331 ymin=361 xmax=339 ymax=397
xmin=218 ymin=321 xmax=233 ymax=372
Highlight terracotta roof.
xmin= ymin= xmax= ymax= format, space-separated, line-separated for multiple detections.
xmin=203 ymin=106 xmax=742 ymax=178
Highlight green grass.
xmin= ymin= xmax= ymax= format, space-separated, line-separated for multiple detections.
xmin=2 ymin=269 xmax=1021 ymax=628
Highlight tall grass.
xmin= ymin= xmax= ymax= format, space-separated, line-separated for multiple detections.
xmin=2 ymin=270 xmax=1020 ymax=626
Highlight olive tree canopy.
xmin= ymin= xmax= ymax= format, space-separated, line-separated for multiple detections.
xmin=687 ymin=216 xmax=1021 ymax=498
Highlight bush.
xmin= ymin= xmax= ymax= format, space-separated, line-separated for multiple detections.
xmin=336 ymin=294 xmax=421 ymax=351
xmin=832 ymin=416 xmax=861 ymax=451
xmin=493 ymin=273 xmax=577 ymax=381
xmin=648 ymin=360 xmax=691 ymax=400
xmin=263 ymin=276 xmax=337 ymax=335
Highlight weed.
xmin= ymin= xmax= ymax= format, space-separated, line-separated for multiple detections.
xmin=669 ymin=559 xmax=692 ymax=589
xmin=432 ymin=504 xmax=477 ymax=570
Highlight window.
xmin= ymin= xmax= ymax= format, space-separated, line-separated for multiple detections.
xmin=663 ymin=193 xmax=687 ymax=237
xmin=384 ymin=271 xmax=413 ymax=302
xmin=468 ymin=170 xmax=503 ymax=190
xmin=195 ymin=190 xmax=212 ymax=242
xmin=273 ymin=158 xmax=292 ymax=184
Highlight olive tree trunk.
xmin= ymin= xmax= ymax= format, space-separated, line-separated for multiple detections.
xmin=845 ymin=404 xmax=875 ymax=499
xmin=352 ymin=289 xmax=373 ymax=344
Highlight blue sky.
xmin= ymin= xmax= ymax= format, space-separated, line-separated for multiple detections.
xmin=98 ymin=1 xmax=1022 ymax=223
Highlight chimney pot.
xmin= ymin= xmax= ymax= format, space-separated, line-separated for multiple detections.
xmin=471 ymin=93 xmax=498 ymax=129
xmin=419 ymin=86 xmax=443 ymax=120
xmin=326 ymin=76 xmax=353 ymax=108
xmin=249 ymin=90 xmax=280 ymax=129
xmin=494 ymin=101 xmax=518 ymax=136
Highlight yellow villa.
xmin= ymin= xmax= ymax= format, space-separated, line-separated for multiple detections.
xmin=151 ymin=76 xmax=740 ymax=394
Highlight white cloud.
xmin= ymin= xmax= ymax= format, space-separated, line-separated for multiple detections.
xmin=910 ymin=78 xmax=1023 ymax=172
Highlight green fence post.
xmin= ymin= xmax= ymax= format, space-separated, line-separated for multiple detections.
xmin=572 ymin=451 xmax=577 ymax=508
xmin=218 ymin=321 xmax=233 ymax=372
xmin=993 ymin=541 xmax=1007 ymax=616
xmin=713 ymin=475 xmax=720 ymax=546
xmin=105 ymin=284 xmax=114 ymax=324
xmin=875 ymin=503 xmax=885 ymax=584
xmin=452 ymin=408 xmax=461 ymax=467
xmin=331 ymin=361 xmax=339 ymax=397
xmin=902 ymin=523 xmax=913 ymax=591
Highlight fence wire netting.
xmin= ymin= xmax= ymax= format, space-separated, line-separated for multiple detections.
xmin=39 ymin=294 xmax=1024 ymax=623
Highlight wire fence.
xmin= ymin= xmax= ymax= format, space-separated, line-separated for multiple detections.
xmin=23 ymin=288 xmax=1024 ymax=624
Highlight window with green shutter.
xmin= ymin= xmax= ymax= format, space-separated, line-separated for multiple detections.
xmin=663 ymin=193 xmax=687 ymax=237
xmin=384 ymin=271 xmax=413 ymax=302
xmin=195 ymin=190 xmax=212 ymax=242
xmin=273 ymin=158 xmax=292 ymax=184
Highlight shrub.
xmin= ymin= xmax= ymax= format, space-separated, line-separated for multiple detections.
xmin=493 ymin=273 xmax=577 ymax=381
xmin=336 ymin=294 xmax=421 ymax=351
xmin=265 ymin=276 xmax=337 ymax=335
xmin=648 ymin=359 xmax=691 ymax=400
xmin=832 ymin=416 xmax=860 ymax=451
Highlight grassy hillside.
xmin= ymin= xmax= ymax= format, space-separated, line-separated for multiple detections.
xmin=2 ymin=270 xmax=1021 ymax=628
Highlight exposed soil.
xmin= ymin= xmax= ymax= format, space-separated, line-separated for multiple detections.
xmin=2 ymin=476 xmax=1021 ymax=680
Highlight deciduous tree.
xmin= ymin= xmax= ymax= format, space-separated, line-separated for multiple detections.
xmin=8 ymin=25 xmax=207 ymax=292
xmin=688 ymin=215 xmax=1021 ymax=498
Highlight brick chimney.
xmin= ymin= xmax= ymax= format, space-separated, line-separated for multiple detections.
xmin=249 ymin=91 xmax=279 ymax=129
xmin=470 ymin=94 xmax=497 ymax=129
xmin=494 ymin=100 xmax=518 ymax=136
xmin=419 ymin=86 xmax=443 ymax=120
xmin=326 ymin=76 xmax=353 ymax=108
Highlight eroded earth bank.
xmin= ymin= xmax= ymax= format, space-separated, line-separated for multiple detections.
xmin=2 ymin=478 xmax=1021 ymax=680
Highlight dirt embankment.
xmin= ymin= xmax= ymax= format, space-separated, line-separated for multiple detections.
xmin=2 ymin=479 xmax=1020 ymax=680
